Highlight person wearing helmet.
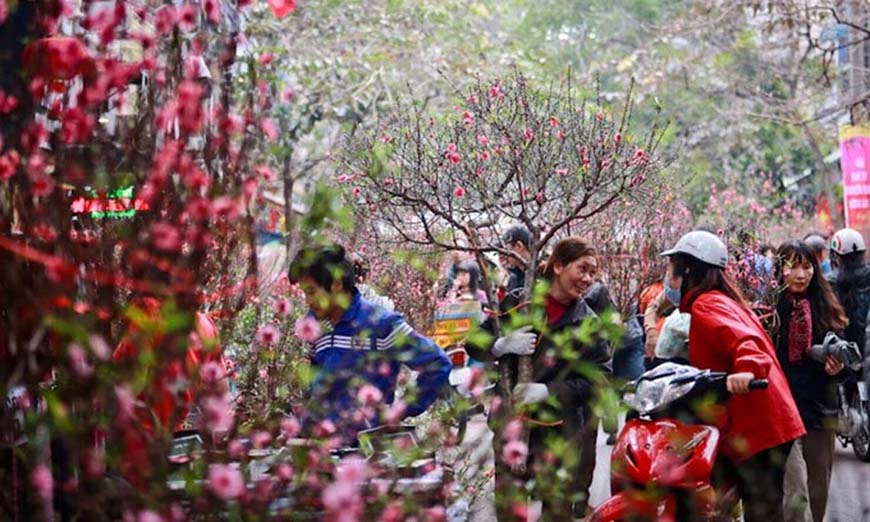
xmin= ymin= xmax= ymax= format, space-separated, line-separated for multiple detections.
xmin=829 ymin=228 xmax=870 ymax=351
xmin=661 ymin=230 xmax=805 ymax=522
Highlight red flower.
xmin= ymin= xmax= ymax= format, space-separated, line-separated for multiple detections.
xmin=30 ymin=174 xmax=55 ymax=197
xmin=212 ymin=196 xmax=240 ymax=221
xmin=489 ymin=80 xmax=504 ymax=99
xmin=59 ymin=107 xmax=95 ymax=144
xmin=22 ymin=36 xmax=96 ymax=82
xmin=202 ymin=0 xmax=222 ymax=24
xmin=549 ymin=116 xmax=560 ymax=127
xmin=243 ymin=176 xmax=258 ymax=201
xmin=453 ymin=186 xmax=466 ymax=198
xmin=185 ymin=197 xmax=212 ymax=221
xmin=0 ymin=151 xmax=20 ymax=181
xmin=149 ymin=222 xmax=182 ymax=252
xmin=0 ymin=90 xmax=18 ymax=114
xmin=267 ymin=0 xmax=297 ymax=19
xmin=523 ymin=127 xmax=534 ymax=143
xmin=260 ymin=118 xmax=279 ymax=142
xmin=178 ymin=4 xmax=197 ymax=31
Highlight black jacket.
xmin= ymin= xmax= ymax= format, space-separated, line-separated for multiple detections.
xmin=471 ymin=294 xmax=612 ymax=430
xmin=832 ymin=264 xmax=870 ymax=351
xmin=773 ymin=298 xmax=839 ymax=431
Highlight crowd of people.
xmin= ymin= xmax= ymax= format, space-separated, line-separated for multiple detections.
xmin=71 ymin=223 xmax=870 ymax=522
xmin=283 ymin=224 xmax=870 ymax=521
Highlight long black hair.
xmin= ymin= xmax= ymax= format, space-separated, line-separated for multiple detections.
xmin=670 ymin=253 xmax=748 ymax=306
xmin=454 ymin=260 xmax=482 ymax=295
xmin=774 ymin=240 xmax=847 ymax=336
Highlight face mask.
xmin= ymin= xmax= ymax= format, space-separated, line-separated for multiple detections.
xmin=663 ymin=278 xmax=682 ymax=306
xmin=820 ymin=258 xmax=832 ymax=275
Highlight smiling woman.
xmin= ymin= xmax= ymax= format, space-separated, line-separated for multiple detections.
xmin=486 ymin=236 xmax=612 ymax=519
xmin=544 ymin=238 xmax=600 ymax=309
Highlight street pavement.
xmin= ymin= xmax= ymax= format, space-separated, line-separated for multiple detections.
xmin=458 ymin=415 xmax=870 ymax=521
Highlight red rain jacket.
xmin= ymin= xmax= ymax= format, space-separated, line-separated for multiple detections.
xmin=683 ymin=290 xmax=805 ymax=461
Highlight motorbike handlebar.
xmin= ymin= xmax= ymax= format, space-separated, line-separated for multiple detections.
xmin=673 ymin=372 xmax=768 ymax=392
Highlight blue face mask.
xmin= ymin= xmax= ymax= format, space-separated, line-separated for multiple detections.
xmin=820 ymin=258 xmax=832 ymax=275
xmin=664 ymin=278 xmax=682 ymax=306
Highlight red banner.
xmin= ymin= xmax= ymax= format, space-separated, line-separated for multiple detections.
xmin=840 ymin=126 xmax=870 ymax=239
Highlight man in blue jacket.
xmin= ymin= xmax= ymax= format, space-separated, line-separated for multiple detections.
xmin=289 ymin=244 xmax=452 ymax=441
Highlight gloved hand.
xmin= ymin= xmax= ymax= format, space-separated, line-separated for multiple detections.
xmin=492 ymin=325 xmax=537 ymax=358
xmin=513 ymin=382 xmax=549 ymax=405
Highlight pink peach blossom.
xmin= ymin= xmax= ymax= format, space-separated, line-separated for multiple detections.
xmin=336 ymin=456 xmax=369 ymax=484
xmin=501 ymin=440 xmax=529 ymax=467
xmin=281 ymin=415 xmax=302 ymax=438
xmin=322 ymin=481 xmax=362 ymax=520
xmin=256 ymin=324 xmax=281 ymax=346
xmin=294 ymin=316 xmax=322 ymax=343
xmin=272 ymin=297 xmax=292 ymax=317
xmin=200 ymin=361 xmax=226 ymax=385
xmin=201 ymin=395 xmax=234 ymax=432
xmin=357 ymin=384 xmax=383 ymax=406
xmin=208 ymin=464 xmax=245 ymax=500
xmin=31 ymin=464 xmax=53 ymax=503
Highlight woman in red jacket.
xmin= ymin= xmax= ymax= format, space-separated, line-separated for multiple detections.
xmin=661 ymin=230 xmax=805 ymax=522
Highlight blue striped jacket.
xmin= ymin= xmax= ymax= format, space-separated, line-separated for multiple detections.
xmin=306 ymin=291 xmax=451 ymax=436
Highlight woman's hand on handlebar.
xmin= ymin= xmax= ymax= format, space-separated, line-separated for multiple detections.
xmin=726 ymin=372 xmax=756 ymax=394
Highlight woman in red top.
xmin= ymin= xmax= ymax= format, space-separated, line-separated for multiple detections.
xmin=661 ymin=230 xmax=805 ymax=522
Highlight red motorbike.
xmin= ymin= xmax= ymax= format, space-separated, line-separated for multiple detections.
xmin=588 ymin=363 xmax=768 ymax=522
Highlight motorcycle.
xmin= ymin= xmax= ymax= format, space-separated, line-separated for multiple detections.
xmin=805 ymin=332 xmax=870 ymax=462
xmin=166 ymin=424 xmax=465 ymax=519
xmin=588 ymin=363 xmax=768 ymax=522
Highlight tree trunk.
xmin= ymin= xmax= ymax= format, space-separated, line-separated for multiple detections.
xmin=283 ymin=150 xmax=297 ymax=257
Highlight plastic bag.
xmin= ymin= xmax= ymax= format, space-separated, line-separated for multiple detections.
xmin=655 ymin=312 xmax=691 ymax=361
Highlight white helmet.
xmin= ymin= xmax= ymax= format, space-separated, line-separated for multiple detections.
xmin=831 ymin=228 xmax=866 ymax=255
xmin=660 ymin=230 xmax=729 ymax=268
